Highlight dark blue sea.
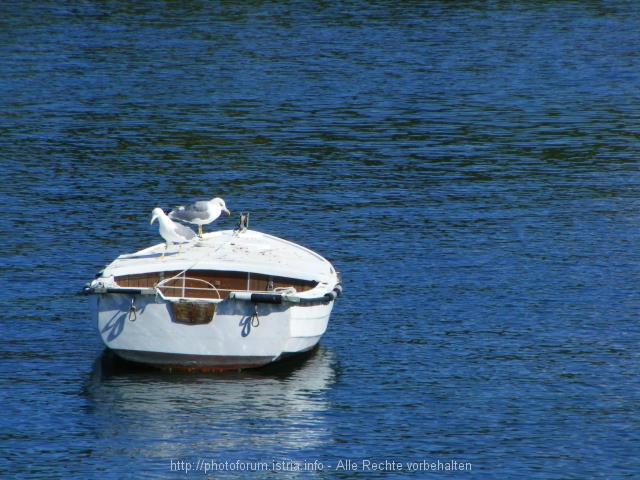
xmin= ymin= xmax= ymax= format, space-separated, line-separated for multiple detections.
xmin=2 ymin=1 xmax=640 ymax=478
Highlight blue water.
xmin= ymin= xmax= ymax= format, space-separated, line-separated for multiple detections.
xmin=2 ymin=1 xmax=640 ymax=478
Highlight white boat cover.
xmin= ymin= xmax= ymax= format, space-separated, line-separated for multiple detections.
xmin=100 ymin=229 xmax=336 ymax=283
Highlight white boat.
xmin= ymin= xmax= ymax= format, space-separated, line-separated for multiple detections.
xmin=84 ymin=215 xmax=342 ymax=371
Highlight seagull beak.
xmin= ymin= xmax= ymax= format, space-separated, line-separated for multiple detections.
xmin=150 ymin=215 xmax=157 ymax=224
xmin=225 ymin=208 xmax=231 ymax=215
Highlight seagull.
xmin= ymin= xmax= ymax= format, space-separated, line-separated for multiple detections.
xmin=150 ymin=207 xmax=197 ymax=259
xmin=168 ymin=197 xmax=231 ymax=237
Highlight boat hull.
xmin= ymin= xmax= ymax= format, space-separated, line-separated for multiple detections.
xmin=93 ymin=292 xmax=333 ymax=371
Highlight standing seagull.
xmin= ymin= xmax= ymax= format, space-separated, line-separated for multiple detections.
xmin=150 ymin=207 xmax=197 ymax=259
xmin=168 ymin=197 xmax=231 ymax=237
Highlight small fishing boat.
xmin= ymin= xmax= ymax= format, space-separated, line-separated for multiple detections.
xmin=84 ymin=214 xmax=342 ymax=371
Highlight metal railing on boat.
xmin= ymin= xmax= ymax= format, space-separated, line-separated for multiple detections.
xmin=154 ymin=276 xmax=223 ymax=304
xmin=85 ymin=277 xmax=342 ymax=306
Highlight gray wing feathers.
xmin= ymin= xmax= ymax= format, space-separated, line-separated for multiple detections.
xmin=175 ymin=222 xmax=197 ymax=240
xmin=169 ymin=202 xmax=209 ymax=221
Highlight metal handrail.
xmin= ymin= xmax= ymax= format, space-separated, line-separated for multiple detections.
xmin=155 ymin=275 xmax=221 ymax=302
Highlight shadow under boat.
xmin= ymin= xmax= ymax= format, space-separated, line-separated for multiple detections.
xmin=93 ymin=343 xmax=328 ymax=380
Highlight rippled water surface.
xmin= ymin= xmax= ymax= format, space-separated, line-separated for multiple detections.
xmin=2 ymin=1 xmax=640 ymax=478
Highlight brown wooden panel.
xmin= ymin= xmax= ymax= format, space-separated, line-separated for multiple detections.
xmin=115 ymin=270 xmax=317 ymax=296
xmin=170 ymin=302 xmax=216 ymax=324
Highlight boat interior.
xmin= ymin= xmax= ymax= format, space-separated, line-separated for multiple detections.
xmin=114 ymin=270 xmax=318 ymax=325
xmin=115 ymin=270 xmax=317 ymax=300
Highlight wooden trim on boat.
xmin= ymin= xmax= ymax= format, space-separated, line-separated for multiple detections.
xmin=114 ymin=270 xmax=317 ymax=300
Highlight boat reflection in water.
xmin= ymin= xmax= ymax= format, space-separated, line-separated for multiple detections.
xmin=85 ymin=345 xmax=337 ymax=466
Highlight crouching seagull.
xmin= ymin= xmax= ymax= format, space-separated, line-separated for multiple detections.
xmin=150 ymin=207 xmax=197 ymax=259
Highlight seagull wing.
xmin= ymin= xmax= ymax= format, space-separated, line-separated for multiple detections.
xmin=169 ymin=201 xmax=210 ymax=222
xmin=174 ymin=222 xmax=197 ymax=240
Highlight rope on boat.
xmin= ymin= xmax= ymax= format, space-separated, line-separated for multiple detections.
xmin=240 ymin=303 xmax=260 ymax=337
xmin=164 ymin=221 xmax=246 ymax=283
xmin=252 ymin=303 xmax=260 ymax=327
xmin=127 ymin=297 xmax=137 ymax=322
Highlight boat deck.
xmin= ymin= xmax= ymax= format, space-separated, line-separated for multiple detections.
xmin=101 ymin=228 xmax=336 ymax=284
